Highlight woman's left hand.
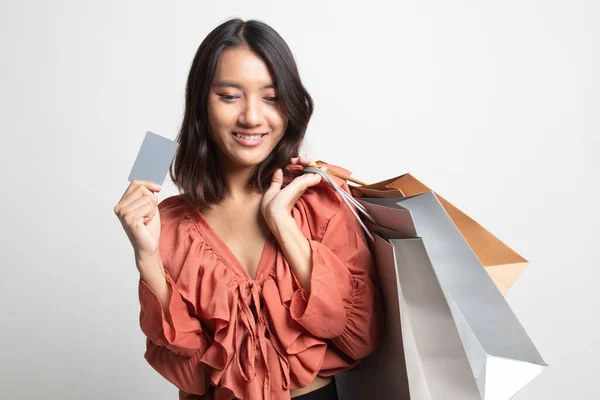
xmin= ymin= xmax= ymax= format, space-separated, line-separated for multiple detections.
xmin=260 ymin=157 xmax=326 ymax=225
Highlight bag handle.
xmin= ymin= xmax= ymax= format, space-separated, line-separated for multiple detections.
xmin=314 ymin=160 xmax=369 ymax=186
xmin=303 ymin=166 xmax=376 ymax=242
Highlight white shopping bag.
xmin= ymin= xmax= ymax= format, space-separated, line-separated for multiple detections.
xmin=302 ymin=168 xmax=547 ymax=400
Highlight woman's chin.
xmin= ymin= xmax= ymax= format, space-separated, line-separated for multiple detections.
xmin=216 ymin=143 xmax=276 ymax=169
xmin=228 ymin=153 xmax=269 ymax=168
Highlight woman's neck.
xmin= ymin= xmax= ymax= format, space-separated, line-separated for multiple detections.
xmin=219 ymin=160 xmax=262 ymax=204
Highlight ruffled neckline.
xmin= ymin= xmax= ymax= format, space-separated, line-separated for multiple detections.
xmin=188 ymin=205 xmax=278 ymax=282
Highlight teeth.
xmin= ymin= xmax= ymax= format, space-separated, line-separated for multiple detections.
xmin=235 ymin=133 xmax=262 ymax=140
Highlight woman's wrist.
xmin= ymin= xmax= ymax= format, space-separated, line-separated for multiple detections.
xmin=136 ymin=251 xmax=172 ymax=317
xmin=264 ymin=210 xmax=295 ymax=240
xmin=266 ymin=211 xmax=313 ymax=293
xmin=135 ymin=249 xmax=162 ymax=269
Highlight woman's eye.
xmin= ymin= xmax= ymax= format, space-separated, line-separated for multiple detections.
xmin=218 ymin=94 xmax=238 ymax=101
xmin=264 ymin=96 xmax=279 ymax=102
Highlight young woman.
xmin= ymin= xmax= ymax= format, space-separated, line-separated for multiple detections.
xmin=114 ymin=18 xmax=382 ymax=400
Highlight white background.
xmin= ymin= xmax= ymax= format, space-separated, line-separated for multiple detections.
xmin=1 ymin=0 xmax=598 ymax=399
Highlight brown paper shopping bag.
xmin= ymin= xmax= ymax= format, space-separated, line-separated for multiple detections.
xmin=316 ymin=161 xmax=527 ymax=296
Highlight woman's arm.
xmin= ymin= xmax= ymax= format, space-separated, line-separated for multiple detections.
xmin=135 ymin=198 xmax=211 ymax=396
xmin=262 ymin=159 xmax=383 ymax=361
xmin=137 ymin=250 xmax=211 ymax=395
xmin=136 ymin=251 xmax=172 ymax=319
xmin=265 ymin=212 xmax=314 ymax=294
xmin=261 ymin=157 xmax=325 ymax=294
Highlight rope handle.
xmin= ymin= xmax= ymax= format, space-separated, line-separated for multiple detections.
xmin=303 ymin=166 xmax=375 ymax=242
xmin=313 ymin=161 xmax=369 ymax=186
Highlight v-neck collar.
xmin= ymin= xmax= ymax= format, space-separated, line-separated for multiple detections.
xmin=190 ymin=207 xmax=277 ymax=282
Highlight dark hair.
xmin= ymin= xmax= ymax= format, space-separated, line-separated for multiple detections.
xmin=169 ymin=18 xmax=314 ymax=208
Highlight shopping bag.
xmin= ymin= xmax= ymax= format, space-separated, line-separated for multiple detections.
xmin=334 ymin=229 xmax=483 ymax=400
xmin=317 ymin=161 xmax=527 ymax=296
xmin=303 ymin=167 xmax=547 ymax=400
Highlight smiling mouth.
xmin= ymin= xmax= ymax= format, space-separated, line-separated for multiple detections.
xmin=233 ymin=132 xmax=267 ymax=140
xmin=231 ymin=132 xmax=268 ymax=147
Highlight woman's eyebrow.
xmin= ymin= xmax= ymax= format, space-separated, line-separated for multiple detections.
xmin=212 ymin=80 xmax=275 ymax=89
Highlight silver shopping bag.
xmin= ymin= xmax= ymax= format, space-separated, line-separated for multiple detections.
xmin=304 ymin=168 xmax=547 ymax=400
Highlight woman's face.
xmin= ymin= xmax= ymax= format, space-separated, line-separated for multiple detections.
xmin=207 ymin=46 xmax=288 ymax=169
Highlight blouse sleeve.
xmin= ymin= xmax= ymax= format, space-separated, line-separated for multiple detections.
xmin=137 ymin=196 xmax=210 ymax=396
xmin=288 ymin=170 xmax=383 ymax=361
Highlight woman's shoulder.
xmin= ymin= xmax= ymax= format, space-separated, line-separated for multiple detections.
xmin=156 ymin=194 xmax=225 ymax=281
xmin=287 ymin=162 xmax=355 ymax=241
xmin=158 ymin=193 xmax=189 ymax=214
xmin=157 ymin=194 xmax=198 ymax=228
xmin=156 ymin=194 xmax=199 ymax=252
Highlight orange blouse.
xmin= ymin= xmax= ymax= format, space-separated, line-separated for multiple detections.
xmin=138 ymin=164 xmax=383 ymax=400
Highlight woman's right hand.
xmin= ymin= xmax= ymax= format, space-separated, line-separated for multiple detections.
xmin=114 ymin=180 xmax=163 ymax=259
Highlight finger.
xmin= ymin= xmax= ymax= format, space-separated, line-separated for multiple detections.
xmin=270 ymin=168 xmax=284 ymax=187
xmin=290 ymin=156 xmax=317 ymax=167
xmin=283 ymin=173 xmax=322 ymax=202
xmin=127 ymin=205 xmax=155 ymax=228
xmin=301 ymin=172 xmax=322 ymax=186
xmin=116 ymin=186 xmax=157 ymax=217
xmin=263 ymin=169 xmax=284 ymax=204
xmin=119 ymin=180 xmax=162 ymax=203
xmin=300 ymin=156 xmax=317 ymax=167
xmin=120 ymin=197 xmax=156 ymax=228
xmin=120 ymin=189 xmax=157 ymax=217
xmin=117 ymin=185 xmax=150 ymax=213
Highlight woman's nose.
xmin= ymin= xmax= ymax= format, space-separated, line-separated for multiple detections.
xmin=239 ymin=96 xmax=264 ymax=127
